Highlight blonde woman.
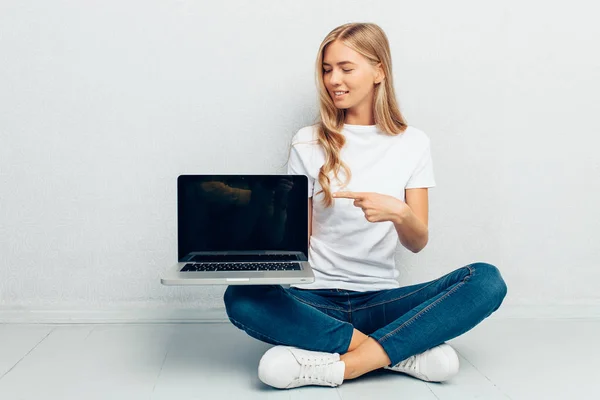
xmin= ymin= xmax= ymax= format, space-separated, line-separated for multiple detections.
xmin=223 ymin=22 xmax=507 ymax=389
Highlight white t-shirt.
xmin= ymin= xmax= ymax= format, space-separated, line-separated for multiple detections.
xmin=287 ymin=123 xmax=436 ymax=292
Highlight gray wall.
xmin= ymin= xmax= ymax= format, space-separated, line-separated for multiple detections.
xmin=1 ymin=0 xmax=599 ymax=319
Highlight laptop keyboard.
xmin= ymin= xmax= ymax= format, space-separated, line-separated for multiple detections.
xmin=181 ymin=262 xmax=302 ymax=272
xmin=188 ymin=254 xmax=299 ymax=262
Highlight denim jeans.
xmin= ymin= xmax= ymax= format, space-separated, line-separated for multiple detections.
xmin=223 ymin=262 xmax=508 ymax=366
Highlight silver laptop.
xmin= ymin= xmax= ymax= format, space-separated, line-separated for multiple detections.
xmin=161 ymin=174 xmax=315 ymax=285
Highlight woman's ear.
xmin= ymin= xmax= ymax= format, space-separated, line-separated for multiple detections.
xmin=375 ymin=63 xmax=385 ymax=84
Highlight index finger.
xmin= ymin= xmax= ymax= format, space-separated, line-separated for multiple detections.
xmin=333 ymin=191 xmax=364 ymax=200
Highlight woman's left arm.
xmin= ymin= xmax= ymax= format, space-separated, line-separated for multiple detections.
xmin=333 ymin=187 xmax=430 ymax=253
xmin=392 ymin=188 xmax=429 ymax=253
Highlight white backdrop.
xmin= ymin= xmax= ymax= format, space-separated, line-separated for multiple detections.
xmin=1 ymin=0 xmax=599 ymax=321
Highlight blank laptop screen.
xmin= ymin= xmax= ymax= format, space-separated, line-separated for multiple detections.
xmin=177 ymin=175 xmax=309 ymax=261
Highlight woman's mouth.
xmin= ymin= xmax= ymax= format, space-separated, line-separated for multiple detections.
xmin=333 ymin=91 xmax=349 ymax=99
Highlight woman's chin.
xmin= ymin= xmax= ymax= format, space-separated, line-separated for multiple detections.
xmin=332 ymin=103 xmax=351 ymax=110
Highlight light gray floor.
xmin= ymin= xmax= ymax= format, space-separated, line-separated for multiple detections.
xmin=0 ymin=318 xmax=598 ymax=399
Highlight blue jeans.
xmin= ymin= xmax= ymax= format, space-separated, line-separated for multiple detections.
xmin=223 ymin=262 xmax=507 ymax=366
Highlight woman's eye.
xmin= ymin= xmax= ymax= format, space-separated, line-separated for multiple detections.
xmin=343 ymin=69 xmax=353 ymax=72
xmin=323 ymin=69 xmax=353 ymax=73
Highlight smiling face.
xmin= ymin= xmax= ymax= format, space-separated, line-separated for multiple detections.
xmin=322 ymin=40 xmax=384 ymax=122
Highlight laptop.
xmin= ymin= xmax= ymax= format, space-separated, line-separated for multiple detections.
xmin=161 ymin=174 xmax=315 ymax=285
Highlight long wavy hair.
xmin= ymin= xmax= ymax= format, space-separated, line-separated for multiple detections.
xmin=311 ymin=22 xmax=408 ymax=207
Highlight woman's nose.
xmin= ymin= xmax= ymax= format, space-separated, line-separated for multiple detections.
xmin=328 ymin=70 xmax=342 ymax=85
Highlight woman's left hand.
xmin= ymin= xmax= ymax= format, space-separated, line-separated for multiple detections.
xmin=333 ymin=191 xmax=409 ymax=223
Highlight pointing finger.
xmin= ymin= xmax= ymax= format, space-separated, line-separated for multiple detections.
xmin=333 ymin=191 xmax=364 ymax=200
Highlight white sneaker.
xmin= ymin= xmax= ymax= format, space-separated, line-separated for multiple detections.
xmin=258 ymin=346 xmax=345 ymax=389
xmin=384 ymin=343 xmax=460 ymax=382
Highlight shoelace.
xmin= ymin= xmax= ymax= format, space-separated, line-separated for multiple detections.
xmin=393 ymin=355 xmax=417 ymax=371
xmin=298 ymin=355 xmax=337 ymax=384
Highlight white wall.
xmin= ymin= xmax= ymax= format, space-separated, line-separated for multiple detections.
xmin=1 ymin=0 xmax=599 ymax=321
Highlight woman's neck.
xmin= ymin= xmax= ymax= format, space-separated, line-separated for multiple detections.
xmin=344 ymin=110 xmax=375 ymax=126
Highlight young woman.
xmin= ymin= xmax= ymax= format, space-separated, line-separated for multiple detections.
xmin=223 ymin=22 xmax=507 ymax=390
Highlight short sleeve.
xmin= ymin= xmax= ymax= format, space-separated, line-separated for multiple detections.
xmin=405 ymin=142 xmax=436 ymax=189
xmin=287 ymin=144 xmax=315 ymax=197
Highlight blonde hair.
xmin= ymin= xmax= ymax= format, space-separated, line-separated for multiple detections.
xmin=305 ymin=22 xmax=409 ymax=207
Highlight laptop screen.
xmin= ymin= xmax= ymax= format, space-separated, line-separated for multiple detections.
xmin=177 ymin=175 xmax=309 ymax=261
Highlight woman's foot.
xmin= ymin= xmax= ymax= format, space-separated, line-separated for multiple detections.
xmin=258 ymin=346 xmax=345 ymax=389
xmin=384 ymin=343 xmax=460 ymax=382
